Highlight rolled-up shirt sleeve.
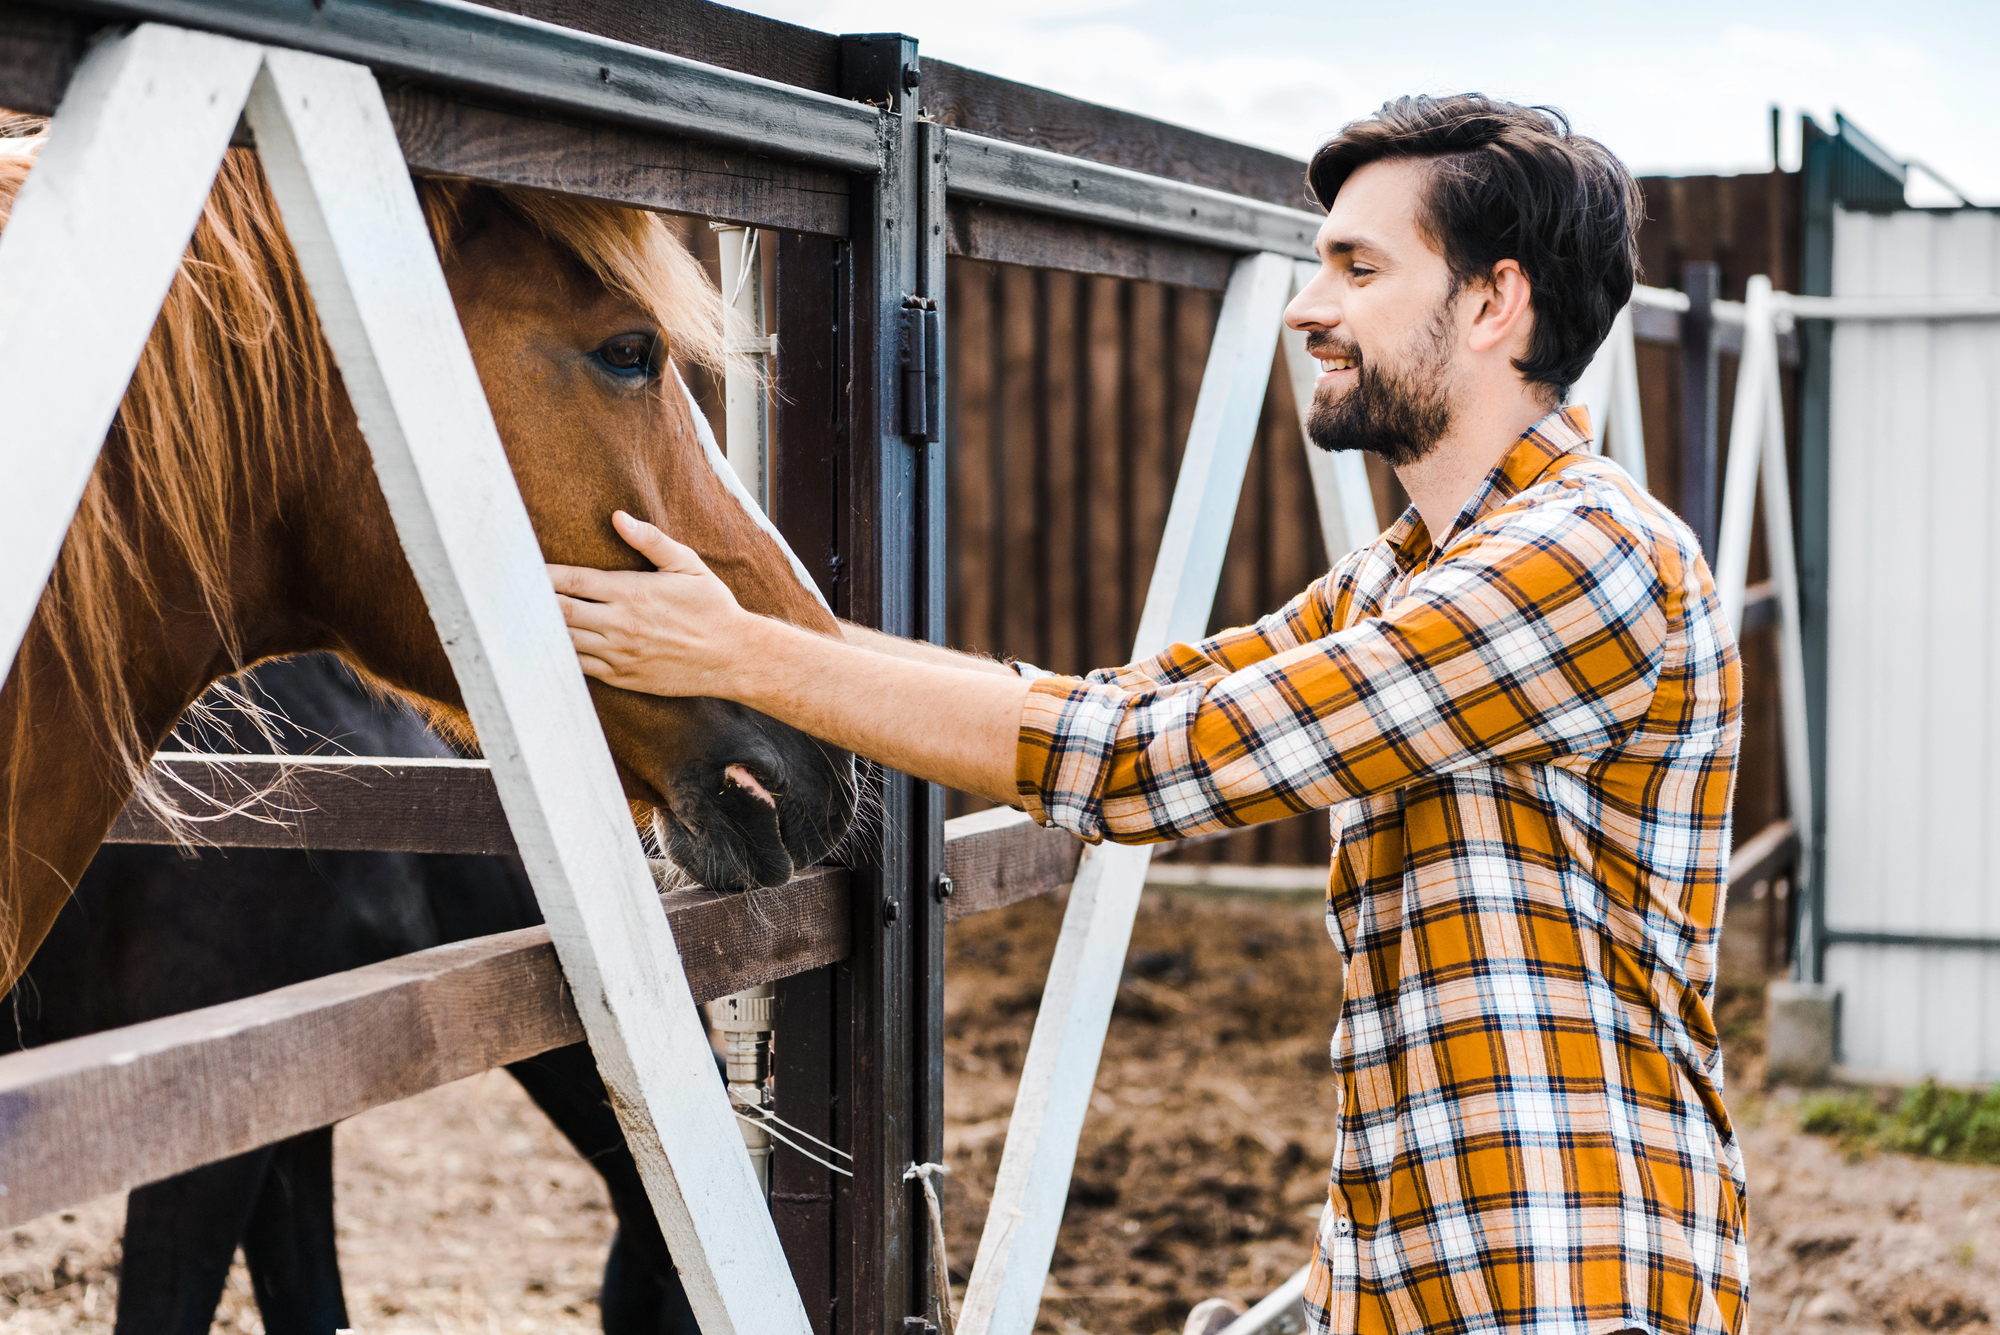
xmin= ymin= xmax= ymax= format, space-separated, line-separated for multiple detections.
xmin=1015 ymin=500 xmax=1670 ymax=842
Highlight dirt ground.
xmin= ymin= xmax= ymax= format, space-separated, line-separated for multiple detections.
xmin=4 ymin=887 xmax=1998 ymax=1335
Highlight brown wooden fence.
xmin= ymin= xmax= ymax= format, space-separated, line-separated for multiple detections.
xmin=930 ymin=167 xmax=1802 ymax=879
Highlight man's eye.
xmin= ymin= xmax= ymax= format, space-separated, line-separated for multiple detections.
xmin=595 ymin=335 xmax=656 ymax=376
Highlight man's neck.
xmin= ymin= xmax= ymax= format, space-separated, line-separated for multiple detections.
xmin=1396 ymin=391 xmax=1555 ymax=545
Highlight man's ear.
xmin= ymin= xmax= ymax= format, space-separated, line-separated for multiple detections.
xmin=1464 ymin=258 xmax=1534 ymax=357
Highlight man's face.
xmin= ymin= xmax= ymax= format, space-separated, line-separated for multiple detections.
xmin=1285 ymin=158 xmax=1463 ymax=467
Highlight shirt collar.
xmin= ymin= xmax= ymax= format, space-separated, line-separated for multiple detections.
xmin=1381 ymin=405 xmax=1594 ymax=570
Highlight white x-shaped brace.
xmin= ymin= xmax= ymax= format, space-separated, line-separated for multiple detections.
xmin=959 ymin=252 xmax=1349 ymax=1335
xmin=0 ymin=26 xmax=806 ymax=1335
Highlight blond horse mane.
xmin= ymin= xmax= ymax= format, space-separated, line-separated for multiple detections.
xmin=0 ymin=113 xmax=730 ymax=971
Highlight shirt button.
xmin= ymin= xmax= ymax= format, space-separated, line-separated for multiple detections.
xmin=1335 ymin=1216 xmax=1352 ymax=1237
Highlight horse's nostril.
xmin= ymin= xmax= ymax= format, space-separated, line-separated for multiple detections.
xmin=722 ymin=763 xmax=777 ymax=809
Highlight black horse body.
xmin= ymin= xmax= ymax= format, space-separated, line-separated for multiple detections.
xmin=3 ymin=654 xmax=698 ymax=1334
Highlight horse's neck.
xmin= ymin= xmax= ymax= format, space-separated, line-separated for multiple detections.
xmin=0 ymin=489 xmax=279 ymax=987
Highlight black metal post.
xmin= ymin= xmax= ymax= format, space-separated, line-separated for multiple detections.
xmin=835 ymin=31 xmax=934 ymax=1335
xmin=912 ymin=115 xmax=951 ymax=1335
xmin=770 ymin=226 xmax=852 ymax=1335
xmin=1680 ymin=260 xmax=1721 ymax=559
xmin=1796 ymin=117 xmax=1837 ymax=984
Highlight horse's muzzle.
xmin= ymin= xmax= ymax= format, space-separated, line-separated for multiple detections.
xmin=651 ymin=708 xmax=857 ymax=892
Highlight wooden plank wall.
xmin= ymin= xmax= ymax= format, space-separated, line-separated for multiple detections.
xmin=666 ymin=169 xmax=1800 ymax=874
xmin=945 ymin=264 xmax=1358 ymax=870
xmin=1634 ymin=169 xmax=1802 ymax=861
xmin=944 ymin=168 xmax=1802 ymax=871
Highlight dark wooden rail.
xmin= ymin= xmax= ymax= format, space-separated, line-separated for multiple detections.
xmin=0 ymin=805 xmax=1079 ymax=1226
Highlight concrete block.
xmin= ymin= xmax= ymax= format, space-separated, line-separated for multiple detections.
xmin=1765 ymin=981 xmax=1840 ymax=1085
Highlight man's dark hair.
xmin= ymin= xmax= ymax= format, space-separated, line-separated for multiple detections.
xmin=1307 ymin=94 xmax=1642 ymax=401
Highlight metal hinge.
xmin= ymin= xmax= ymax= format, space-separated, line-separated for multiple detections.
xmin=898 ymin=294 xmax=940 ymax=442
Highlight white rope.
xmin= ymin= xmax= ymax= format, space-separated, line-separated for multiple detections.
xmin=732 ymin=1109 xmax=853 ymax=1179
xmin=904 ymin=1161 xmax=956 ymax=1335
xmin=729 ymin=1090 xmax=854 ymax=1162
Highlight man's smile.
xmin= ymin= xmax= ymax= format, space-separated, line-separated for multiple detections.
xmin=1314 ymin=353 xmax=1357 ymax=386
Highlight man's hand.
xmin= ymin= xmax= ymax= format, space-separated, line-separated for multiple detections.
xmin=546 ymin=509 xmax=1033 ymax=808
xmin=548 ymin=510 xmax=755 ymax=699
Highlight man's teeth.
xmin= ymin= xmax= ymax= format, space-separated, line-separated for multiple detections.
xmin=1318 ymin=356 xmax=1355 ymax=372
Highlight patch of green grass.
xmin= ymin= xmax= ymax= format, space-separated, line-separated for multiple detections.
xmin=1798 ymin=1080 xmax=2000 ymax=1164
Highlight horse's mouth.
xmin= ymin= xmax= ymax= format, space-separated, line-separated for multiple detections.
xmin=647 ymin=771 xmax=793 ymax=892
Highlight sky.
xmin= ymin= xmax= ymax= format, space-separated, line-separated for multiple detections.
xmin=730 ymin=0 xmax=2000 ymax=207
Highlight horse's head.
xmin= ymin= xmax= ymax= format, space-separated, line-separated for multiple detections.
xmin=407 ymin=186 xmax=857 ymax=889
xmin=1 ymin=134 xmax=853 ymax=988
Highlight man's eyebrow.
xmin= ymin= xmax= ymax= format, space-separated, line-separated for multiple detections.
xmin=1319 ymin=236 xmax=1387 ymax=262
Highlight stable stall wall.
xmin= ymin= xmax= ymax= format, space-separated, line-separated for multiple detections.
xmin=1822 ymin=205 xmax=2000 ymax=1082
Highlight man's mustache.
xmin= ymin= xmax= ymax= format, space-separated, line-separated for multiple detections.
xmin=1304 ymin=331 xmax=1363 ymax=365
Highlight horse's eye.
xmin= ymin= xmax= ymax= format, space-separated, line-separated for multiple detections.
xmin=594 ymin=334 xmax=656 ymax=377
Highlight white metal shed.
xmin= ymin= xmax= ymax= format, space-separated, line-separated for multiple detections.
xmin=1820 ymin=204 xmax=2000 ymax=1081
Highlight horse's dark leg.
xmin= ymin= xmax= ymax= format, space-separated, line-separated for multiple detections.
xmin=505 ymin=1044 xmax=697 ymax=1335
xmin=240 ymin=1125 xmax=348 ymax=1335
xmin=116 ymin=1146 xmax=274 ymax=1335
xmin=600 ymin=1228 xmax=698 ymax=1335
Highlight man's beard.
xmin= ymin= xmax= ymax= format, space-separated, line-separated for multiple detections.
xmin=1304 ymin=308 xmax=1455 ymax=468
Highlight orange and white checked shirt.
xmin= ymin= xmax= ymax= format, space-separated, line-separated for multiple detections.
xmin=1016 ymin=408 xmax=1747 ymax=1335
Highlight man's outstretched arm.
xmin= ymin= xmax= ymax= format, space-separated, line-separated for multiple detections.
xmin=549 ymin=511 xmax=1028 ymax=808
xmin=836 ymin=619 xmax=1021 ymax=677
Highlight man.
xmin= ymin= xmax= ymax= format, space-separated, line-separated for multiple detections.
xmin=552 ymin=94 xmax=1746 ymax=1335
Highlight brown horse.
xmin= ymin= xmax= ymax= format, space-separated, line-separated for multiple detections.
xmin=0 ymin=120 xmax=854 ymax=990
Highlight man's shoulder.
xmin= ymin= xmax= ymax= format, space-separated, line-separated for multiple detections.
xmin=1483 ymin=452 xmax=1700 ymax=578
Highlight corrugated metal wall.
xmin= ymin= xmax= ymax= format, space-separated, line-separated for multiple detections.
xmin=1822 ymin=207 xmax=2000 ymax=1081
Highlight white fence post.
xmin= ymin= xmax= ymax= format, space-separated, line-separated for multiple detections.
xmin=1758 ymin=329 xmax=1817 ymax=918
xmin=1281 ymin=259 xmax=1380 ymax=562
xmin=1606 ymin=305 xmax=1650 ymax=487
xmin=1715 ymin=275 xmax=1776 ymax=632
xmin=958 ymin=249 xmax=1296 ymax=1335
xmin=1570 ymin=304 xmax=1648 ymax=487
xmin=245 ymin=47 xmax=807 ymax=1335
xmin=1712 ymin=274 xmax=1816 ymax=918
xmin=0 ymin=24 xmax=263 ymax=677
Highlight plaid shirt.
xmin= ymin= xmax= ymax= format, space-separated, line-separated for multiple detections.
xmin=1016 ymin=408 xmax=1746 ymax=1335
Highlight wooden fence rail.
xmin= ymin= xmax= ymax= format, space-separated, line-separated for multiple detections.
xmin=0 ymin=805 xmax=1079 ymax=1228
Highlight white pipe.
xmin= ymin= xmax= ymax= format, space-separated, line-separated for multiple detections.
xmin=1777 ymin=293 xmax=2000 ymax=321
xmin=1216 ymin=1263 xmax=1311 ymax=1335
xmin=1631 ymin=283 xmax=1691 ymax=313
xmin=714 ymin=224 xmax=771 ymax=505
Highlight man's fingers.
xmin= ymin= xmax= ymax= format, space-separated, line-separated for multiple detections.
xmin=575 ymin=651 xmax=615 ymax=682
xmin=548 ymin=562 xmax=617 ymax=602
xmin=563 ymin=623 xmax=618 ymax=658
xmin=554 ymin=591 xmax=617 ymax=632
xmin=613 ymin=509 xmax=702 ymax=573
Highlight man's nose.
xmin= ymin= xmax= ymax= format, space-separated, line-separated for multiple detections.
xmin=1284 ymin=274 xmax=1341 ymax=332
